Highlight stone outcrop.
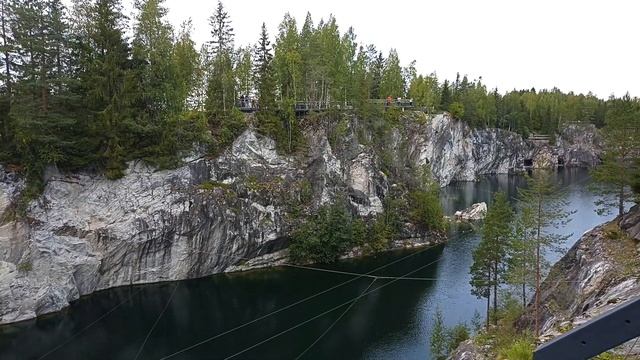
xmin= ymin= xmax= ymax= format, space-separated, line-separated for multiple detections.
xmin=518 ymin=205 xmax=640 ymax=354
xmin=405 ymin=114 xmax=601 ymax=186
xmin=450 ymin=206 xmax=640 ymax=360
xmin=454 ymin=202 xmax=488 ymax=221
xmin=448 ymin=340 xmax=488 ymax=360
xmin=0 ymin=113 xmax=602 ymax=325
xmin=0 ymin=122 xmax=396 ymax=324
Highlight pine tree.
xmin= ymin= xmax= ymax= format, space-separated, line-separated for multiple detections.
xmin=430 ymin=308 xmax=447 ymax=360
xmin=517 ymin=171 xmax=572 ymax=337
xmin=235 ymin=46 xmax=252 ymax=99
xmin=254 ymin=23 xmax=279 ymax=139
xmin=204 ymin=1 xmax=243 ymax=151
xmin=470 ymin=192 xmax=513 ymax=327
xmin=130 ymin=0 xmax=176 ymax=161
xmin=205 ymin=0 xmax=235 ymax=113
xmin=83 ymin=0 xmax=136 ymax=178
xmin=440 ymin=79 xmax=452 ymax=110
xmin=379 ymin=49 xmax=404 ymax=99
xmin=0 ymin=0 xmax=15 ymax=156
xmin=367 ymin=46 xmax=383 ymax=99
xmin=591 ymin=93 xmax=640 ymax=216
xmin=9 ymin=0 xmax=90 ymax=185
xmin=506 ymin=205 xmax=537 ymax=307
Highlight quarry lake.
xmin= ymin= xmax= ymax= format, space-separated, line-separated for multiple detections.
xmin=0 ymin=168 xmax=618 ymax=360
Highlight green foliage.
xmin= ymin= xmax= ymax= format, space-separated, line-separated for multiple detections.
xmin=408 ymin=73 xmax=440 ymax=113
xmin=447 ymin=324 xmax=470 ymax=353
xmin=498 ymin=339 xmax=534 ymax=360
xmin=364 ymin=214 xmax=393 ymax=253
xmin=288 ymin=201 xmax=358 ymax=263
xmin=449 ymin=101 xmax=465 ymax=120
xmin=591 ymin=94 xmax=640 ymax=216
xmin=379 ymin=49 xmax=404 ymax=98
xmin=17 ymin=261 xmax=32 ymax=272
xmin=409 ymin=189 xmax=445 ymax=233
xmin=0 ymin=1 xmax=633 ymax=204
xmin=199 ymin=180 xmax=231 ymax=191
xmin=594 ymin=352 xmax=627 ymax=360
xmin=430 ymin=309 xmax=448 ymax=360
xmin=516 ymin=170 xmax=573 ymax=336
xmin=209 ymin=109 xmax=246 ymax=154
xmin=430 ymin=309 xmax=471 ymax=360
xmin=470 ymin=191 xmax=514 ymax=326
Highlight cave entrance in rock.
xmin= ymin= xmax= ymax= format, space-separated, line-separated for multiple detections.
xmin=558 ymin=156 xmax=565 ymax=167
xmin=524 ymin=159 xmax=533 ymax=168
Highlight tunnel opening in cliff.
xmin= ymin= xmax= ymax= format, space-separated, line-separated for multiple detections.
xmin=524 ymin=159 xmax=534 ymax=167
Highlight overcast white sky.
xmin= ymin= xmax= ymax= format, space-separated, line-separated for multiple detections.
xmin=156 ymin=0 xmax=640 ymax=98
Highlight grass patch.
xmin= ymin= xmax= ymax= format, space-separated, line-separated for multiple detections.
xmin=17 ymin=261 xmax=32 ymax=273
xmin=603 ymin=223 xmax=640 ymax=277
xmin=199 ymin=181 xmax=232 ymax=191
xmin=475 ymin=297 xmax=535 ymax=359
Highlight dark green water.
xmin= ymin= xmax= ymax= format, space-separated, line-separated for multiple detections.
xmin=0 ymin=169 xmax=617 ymax=360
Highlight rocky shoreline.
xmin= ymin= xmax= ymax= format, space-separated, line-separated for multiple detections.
xmin=0 ymin=113 xmax=601 ymax=325
xmin=449 ymin=205 xmax=640 ymax=359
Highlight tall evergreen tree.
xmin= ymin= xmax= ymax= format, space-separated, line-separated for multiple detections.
xmin=83 ymin=0 xmax=136 ymax=178
xmin=506 ymin=205 xmax=537 ymax=307
xmin=130 ymin=0 xmax=175 ymax=160
xmin=273 ymin=13 xmax=300 ymax=101
xmin=379 ymin=49 xmax=404 ymax=99
xmin=235 ymin=46 xmax=252 ymax=99
xmin=440 ymin=79 xmax=452 ymax=110
xmin=470 ymin=192 xmax=513 ymax=327
xmin=517 ymin=171 xmax=572 ymax=337
xmin=204 ymin=1 xmax=244 ymax=151
xmin=0 ymin=0 xmax=15 ymax=156
xmin=9 ymin=0 xmax=89 ymax=185
xmin=254 ymin=23 xmax=279 ymax=138
xmin=367 ymin=46 xmax=383 ymax=100
xmin=592 ymin=94 xmax=640 ymax=216
xmin=205 ymin=0 xmax=235 ymax=114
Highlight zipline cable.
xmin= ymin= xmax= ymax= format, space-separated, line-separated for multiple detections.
xmin=283 ymin=263 xmax=440 ymax=281
xmin=37 ymin=287 xmax=146 ymax=359
xmin=221 ymin=255 xmax=446 ymax=360
xmin=134 ymin=282 xmax=180 ymax=360
xmin=158 ymin=240 xmax=449 ymax=360
xmin=294 ymin=278 xmax=377 ymax=360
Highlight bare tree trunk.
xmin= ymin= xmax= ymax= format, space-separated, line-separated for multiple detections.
xmin=493 ymin=260 xmax=498 ymax=325
xmin=1 ymin=0 xmax=10 ymax=95
xmin=485 ymin=268 xmax=491 ymax=330
xmin=535 ymin=197 xmax=542 ymax=338
xmin=619 ymin=184 xmax=625 ymax=217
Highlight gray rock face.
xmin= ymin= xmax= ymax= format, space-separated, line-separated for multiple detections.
xmin=448 ymin=340 xmax=488 ymax=360
xmin=454 ymin=202 xmax=488 ymax=221
xmin=407 ymin=114 xmax=600 ymax=186
xmin=0 ymin=126 xmax=395 ymax=324
xmin=0 ymin=114 xmax=602 ymax=325
xmin=407 ymin=114 xmax=530 ymax=186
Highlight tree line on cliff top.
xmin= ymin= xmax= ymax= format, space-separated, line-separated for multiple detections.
xmin=0 ymin=0 xmax=638 ymax=192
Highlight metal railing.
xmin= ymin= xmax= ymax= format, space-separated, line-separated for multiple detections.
xmin=534 ymin=297 xmax=640 ymax=359
xmin=235 ymin=99 xmax=417 ymax=114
